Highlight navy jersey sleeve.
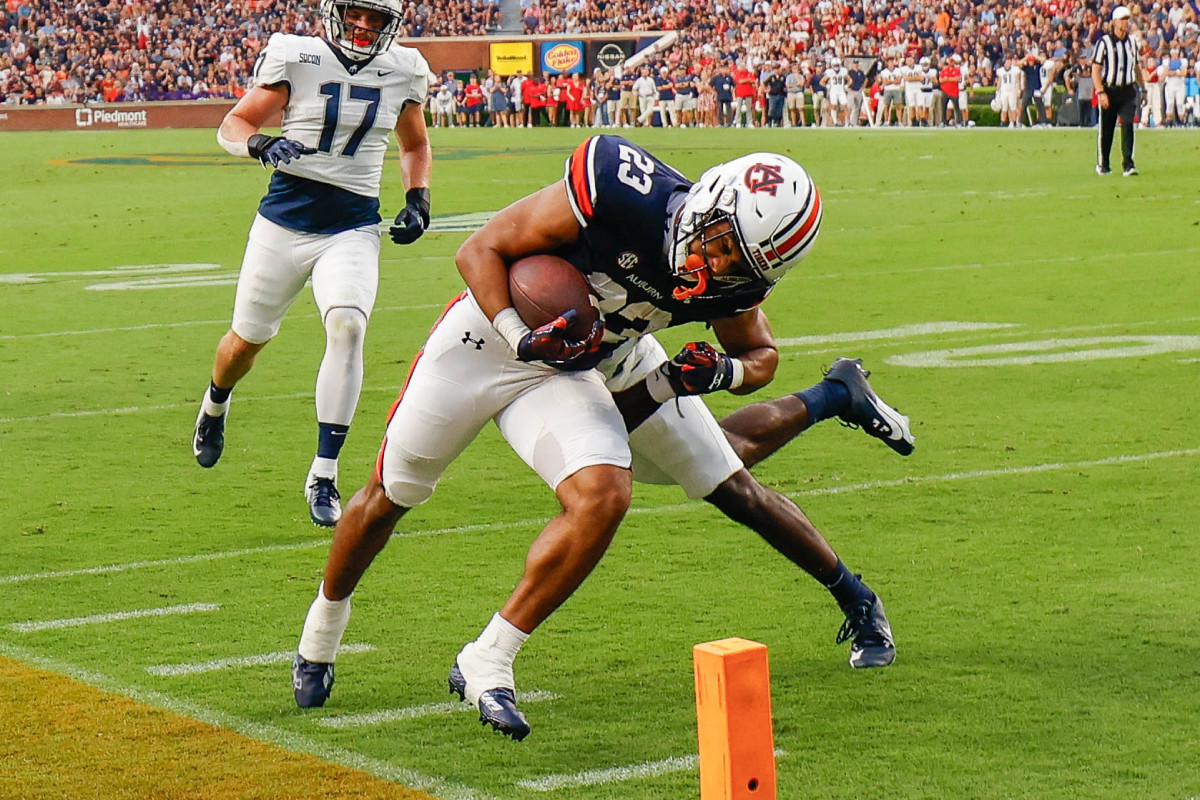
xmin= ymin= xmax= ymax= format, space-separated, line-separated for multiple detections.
xmin=562 ymin=135 xmax=687 ymax=230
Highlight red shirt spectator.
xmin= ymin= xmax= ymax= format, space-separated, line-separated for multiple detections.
xmin=939 ymin=65 xmax=961 ymax=98
xmin=464 ymin=81 xmax=483 ymax=107
xmin=733 ymin=67 xmax=756 ymax=98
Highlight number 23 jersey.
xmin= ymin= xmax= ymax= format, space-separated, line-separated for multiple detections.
xmin=253 ymin=33 xmax=429 ymax=200
xmin=560 ymin=135 xmax=769 ymax=348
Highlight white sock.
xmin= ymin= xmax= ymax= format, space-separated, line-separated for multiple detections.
xmin=297 ymin=582 xmax=351 ymax=663
xmin=308 ymin=456 xmax=338 ymax=482
xmin=455 ymin=612 xmax=529 ymax=704
xmin=201 ymin=391 xmax=230 ymax=418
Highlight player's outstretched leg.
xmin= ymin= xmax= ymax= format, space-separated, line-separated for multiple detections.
xmin=447 ymin=463 xmax=631 ymax=741
xmin=705 ymin=469 xmax=896 ymax=668
xmin=193 ymin=331 xmax=267 ymax=467
xmin=294 ymin=482 xmax=408 ymax=708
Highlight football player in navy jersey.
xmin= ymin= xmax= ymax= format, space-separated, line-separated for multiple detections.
xmin=293 ymin=136 xmax=914 ymax=740
xmin=192 ymin=0 xmax=433 ymax=528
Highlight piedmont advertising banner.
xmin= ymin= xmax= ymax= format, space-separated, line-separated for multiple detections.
xmin=489 ymin=41 xmax=534 ymax=76
xmin=540 ymin=40 xmax=585 ymax=75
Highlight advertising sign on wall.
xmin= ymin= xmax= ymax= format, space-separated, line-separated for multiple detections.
xmin=587 ymin=40 xmax=634 ymax=72
xmin=540 ymin=40 xmax=585 ymax=75
xmin=489 ymin=41 xmax=535 ymax=76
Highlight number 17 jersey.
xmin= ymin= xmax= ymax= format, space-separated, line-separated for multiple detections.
xmin=252 ymin=33 xmax=429 ymax=201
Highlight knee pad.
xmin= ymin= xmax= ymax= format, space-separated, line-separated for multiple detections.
xmin=382 ymin=477 xmax=434 ymax=509
xmin=323 ymin=306 xmax=368 ymax=347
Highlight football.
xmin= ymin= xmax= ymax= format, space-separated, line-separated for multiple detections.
xmin=507 ymin=254 xmax=599 ymax=339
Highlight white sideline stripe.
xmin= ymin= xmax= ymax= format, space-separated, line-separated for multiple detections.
xmin=517 ymin=749 xmax=787 ymax=791
xmin=8 ymin=602 xmax=220 ymax=633
xmin=0 ymin=642 xmax=494 ymax=800
xmin=1 ymin=449 xmax=1195 ymax=588
xmin=145 ymin=643 xmax=377 ymax=677
xmin=314 ymin=689 xmax=561 ymax=729
xmin=0 ymin=302 xmax=444 ymax=341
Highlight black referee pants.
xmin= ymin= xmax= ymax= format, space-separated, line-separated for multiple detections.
xmin=1097 ymin=84 xmax=1137 ymax=171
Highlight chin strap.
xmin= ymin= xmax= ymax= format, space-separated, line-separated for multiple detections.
xmin=672 ymin=255 xmax=709 ymax=301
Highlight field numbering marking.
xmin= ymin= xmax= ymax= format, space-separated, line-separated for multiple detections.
xmin=314 ymin=690 xmax=560 ymax=729
xmin=145 ymin=642 xmax=377 ymax=677
xmin=7 ymin=602 xmax=220 ymax=632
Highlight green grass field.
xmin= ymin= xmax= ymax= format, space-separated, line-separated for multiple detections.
xmin=3 ymin=126 xmax=1200 ymax=800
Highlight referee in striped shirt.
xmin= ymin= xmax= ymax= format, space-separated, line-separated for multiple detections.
xmin=1092 ymin=5 xmax=1144 ymax=176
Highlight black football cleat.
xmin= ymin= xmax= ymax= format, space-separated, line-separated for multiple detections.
xmin=293 ymin=654 xmax=334 ymax=708
xmin=836 ymin=595 xmax=896 ymax=669
xmin=824 ymin=357 xmax=914 ymax=456
xmin=449 ymin=663 xmax=531 ymax=741
xmin=306 ymin=476 xmax=342 ymax=528
xmin=193 ymin=407 xmax=226 ymax=468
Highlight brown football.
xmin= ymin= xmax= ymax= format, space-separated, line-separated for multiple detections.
xmin=507 ymin=254 xmax=600 ymax=339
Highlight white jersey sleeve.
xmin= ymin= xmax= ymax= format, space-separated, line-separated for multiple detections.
xmin=260 ymin=34 xmax=429 ymax=198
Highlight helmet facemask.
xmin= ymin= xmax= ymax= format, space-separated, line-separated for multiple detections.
xmin=671 ymin=189 xmax=764 ymax=301
xmin=322 ymin=0 xmax=402 ymax=61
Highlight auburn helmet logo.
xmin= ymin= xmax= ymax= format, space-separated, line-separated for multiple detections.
xmin=744 ymin=163 xmax=784 ymax=196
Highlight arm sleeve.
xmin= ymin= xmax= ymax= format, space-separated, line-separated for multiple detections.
xmin=251 ymin=33 xmax=289 ymax=88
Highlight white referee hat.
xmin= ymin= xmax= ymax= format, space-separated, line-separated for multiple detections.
xmin=1112 ymin=5 xmax=1131 ymax=19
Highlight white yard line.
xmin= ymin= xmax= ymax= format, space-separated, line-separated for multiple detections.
xmin=8 ymin=602 xmax=220 ymax=633
xmin=0 ymin=302 xmax=444 ymax=341
xmin=0 ymin=641 xmax=494 ymax=800
xmin=313 ymin=690 xmax=560 ymax=729
xmin=517 ymin=749 xmax=787 ymax=791
xmin=2 ymin=448 xmax=1193 ymax=589
xmin=146 ymin=643 xmax=377 ymax=677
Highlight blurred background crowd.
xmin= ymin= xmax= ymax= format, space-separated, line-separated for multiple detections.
xmin=2 ymin=0 xmax=1198 ymax=127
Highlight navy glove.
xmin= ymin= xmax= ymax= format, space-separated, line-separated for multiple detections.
xmin=660 ymin=341 xmax=738 ymax=395
xmin=517 ymin=309 xmax=606 ymax=371
xmin=247 ymin=133 xmax=316 ymax=167
xmin=390 ymin=187 xmax=431 ymax=244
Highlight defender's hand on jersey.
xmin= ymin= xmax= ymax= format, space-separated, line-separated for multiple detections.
xmin=390 ymin=188 xmax=431 ymax=244
xmin=516 ymin=309 xmax=605 ymax=371
xmin=247 ymin=134 xmax=317 ymax=167
xmin=660 ymin=342 xmax=739 ymax=395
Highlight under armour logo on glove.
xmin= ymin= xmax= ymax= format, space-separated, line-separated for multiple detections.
xmin=660 ymin=341 xmax=738 ymax=395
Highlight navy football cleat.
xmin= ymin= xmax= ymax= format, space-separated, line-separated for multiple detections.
xmin=836 ymin=595 xmax=896 ymax=669
xmin=449 ymin=663 xmax=531 ymax=741
xmin=824 ymin=357 xmax=914 ymax=456
xmin=293 ymin=654 xmax=334 ymax=708
xmin=305 ymin=476 xmax=342 ymax=528
xmin=193 ymin=408 xmax=226 ymax=468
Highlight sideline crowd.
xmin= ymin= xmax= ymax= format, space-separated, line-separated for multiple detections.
xmin=3 ymin=0 xmax=1198 ymax=127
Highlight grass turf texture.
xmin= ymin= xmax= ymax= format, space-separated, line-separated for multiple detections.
xmin=2 ymin=127 xmax=1200 ymax=799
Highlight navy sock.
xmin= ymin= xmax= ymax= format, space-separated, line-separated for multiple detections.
xmin=794 ymin=379 xmax=851 ymax=424
xmin=208 ymin=381 xmax=232 ymax=405
xmin=824 ymin=561 xmax=875 ymax=614
xmin=317 ymin=423 xmax=350 ymax=460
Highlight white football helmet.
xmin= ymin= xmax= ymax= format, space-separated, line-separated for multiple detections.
xmin=672 ymin=152 xmax=822 ymax=292
xmin=321 ymin=0 xmax=403 ymax=60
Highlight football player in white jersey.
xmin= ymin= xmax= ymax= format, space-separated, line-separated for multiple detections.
xmin=821 ymin=56 xmax=850 ymax=126
xmin=193 ymin=0 xmax=433 ymax=527
xmin=1162 ymin=47 xmax=1188 ymax=126
xmin=996 ymin=56 xmax=1024 ymax=127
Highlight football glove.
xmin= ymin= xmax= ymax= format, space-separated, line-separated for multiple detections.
xmin=659 ymin=341 xmax=739 ymax=395
xmin=390 ymin=187 xmax=431 ymax=245
xmin=516 ymin=309 xmax=605 ymax=371
xmin=247 ymin=134 xmax=317 ymax=167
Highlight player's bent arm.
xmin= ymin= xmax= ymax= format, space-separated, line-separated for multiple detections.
xmin=710 ymin=308 xmax=779 ymax=396
xmin=217 ymin=84 xmax=290 ymax=156
xmin=455 ymin=182 xmax=582 ymax=323
xmin=394 ymin=101 xmax=432 ymax=191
